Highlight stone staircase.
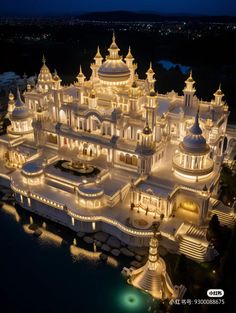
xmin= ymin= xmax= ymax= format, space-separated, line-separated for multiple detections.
xmin=186 ymin=225 xmax=206 ymax=239
xmin=175 ymin=223 xmax=218 ymax=262
xmin=178 ymin=236 xmax=210 ymax=262
xmin=210 ymin=198 xmax=236 ymax=228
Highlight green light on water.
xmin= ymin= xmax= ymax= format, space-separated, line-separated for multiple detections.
xmin=118 ymin=288 xmax=147 ymax=311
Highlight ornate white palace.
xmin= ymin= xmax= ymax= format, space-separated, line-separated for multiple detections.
xmin=0 ymin=34 xmax=235 ymax=262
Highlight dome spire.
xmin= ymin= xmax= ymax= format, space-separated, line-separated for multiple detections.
xmin=125 ymin=46 xmax=133 ymax=59
xmin=190 ymin=108 xmax=202 ymax=135
xmin=95 ymin=46 xmax=103 ymax=59
xmin=42 ymin=54 xmax=46 ymax=65
xmin=16 ymin=87 xmax=25 ymax=107
xmin=112 ymin=31 xmax=116 ymax=43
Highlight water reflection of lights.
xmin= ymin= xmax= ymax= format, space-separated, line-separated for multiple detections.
xmin=70 ymin=244 xmax=101 ymax=261
xmin=1 ymin=203 xmax=20 ymax=222
xmin=23 ymin=224 xmax=34 ymax=234
xmin=118 ymin=289 xmax=145 ymax=311
xmin=39 ymin=229 xmax=63 ymax=246
xmin=70 ymin=245 xmax=119 ymax=267
xmin=107 ymin=256 xmax=118 ymax=268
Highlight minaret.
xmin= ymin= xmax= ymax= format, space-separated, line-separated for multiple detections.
xmin=213 ymin=84 xmax=224 ymax=106
xmin=91 ymin=46 xmax=103 ymax=82
xmin=125 ymin=46 xmax=136 ymax=84
xmin=94 ymin=46 xmax=103 ymax=66
xmin=125 ymin=46 xmax=134 ymax=68
xmin=8 ymin=91 xmax=15 ymax=115
xmin=183 ymin=70 xmax=196 ymax=108
xmin=137 ymin=123 xmax=155 ymax=175
xmin=146 ymin=89 xmax=158 ymax=132
xmin=76 ymin=66 xmax=85 ymax=85
xmin=146 ymin=62 xmax=156 ymax=90
xmin=127 ymin=228 xmax=186 ymax=300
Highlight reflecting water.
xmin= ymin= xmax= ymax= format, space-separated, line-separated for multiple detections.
xmin=0 ymin=202 xmax=154 ymax=313
xmin=158 ymin=60 xmax=190 ymax=74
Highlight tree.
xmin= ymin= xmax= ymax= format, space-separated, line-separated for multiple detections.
xmin=207 ymin=214 xmax=221 ymax=244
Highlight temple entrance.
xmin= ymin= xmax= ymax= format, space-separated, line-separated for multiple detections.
xmin=174 ymin=197 xmax=200 ymax=224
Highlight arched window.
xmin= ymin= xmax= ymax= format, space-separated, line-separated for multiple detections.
xmin=126 ymin=154 xmax=132 ymax=164
xmin=120 ymin=153 xmax=125 ymax=162
xmin=132 ymin=155 xmax=138 ymax=166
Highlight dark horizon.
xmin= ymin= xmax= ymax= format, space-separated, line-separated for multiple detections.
xmin=0 ymin=10 xmax=236 ymax=18
xmin=0 ymin=0 xmax=236 ymax=17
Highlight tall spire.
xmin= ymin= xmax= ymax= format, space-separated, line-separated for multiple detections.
xmin=42 ymin=54 xmax=46 ymax=65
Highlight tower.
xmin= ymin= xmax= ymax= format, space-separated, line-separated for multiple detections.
xmin=125 ymin=46 xmax=136 ymax=84
xmin=137 ymin=123 xmax=155 ymax=175
xmin=8 ymin=88 xmax=33 ymax=136
xmin=146 ymin=62 xmax=156 ymax=90
xmin=146 ymin=89 xmax=158 ymax=132
xmin=213 ymin=84 xmax=224 ymax=106
xmin=127 ymin=229 xmax=186 ymax=300
xmin=52 ymin=70 xmax=62 ymax=90
xmin=94 ymin=46 xmax=103 ymax=66
xmin=37 ymin=55 xmax=53 ymax=92
xmin=183 ymin=71 xmax=196 ymax=108
xmin=76 ymin=66 xmax=86 ymax=85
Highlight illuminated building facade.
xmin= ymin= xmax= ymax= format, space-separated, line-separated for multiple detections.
xmin=0 ymin=34 xmax=235 ymax=262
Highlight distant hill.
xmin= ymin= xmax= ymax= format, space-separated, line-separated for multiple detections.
xmin=79 ymin=10 xmax=236 ymax=22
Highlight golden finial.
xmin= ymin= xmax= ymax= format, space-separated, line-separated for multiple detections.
xmin=42 ymin=54 xmax=46 ymax=64
xmin=112 ymin=31 xmax=116 ymax=43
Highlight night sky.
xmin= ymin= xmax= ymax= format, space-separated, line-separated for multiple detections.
xmin=0 ymin=0 xmax=236 ymax=16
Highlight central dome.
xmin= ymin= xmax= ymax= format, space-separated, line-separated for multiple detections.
xmin=98 ymin=33 xmax=130 ymax=85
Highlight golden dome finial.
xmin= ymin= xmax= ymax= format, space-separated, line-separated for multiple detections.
xmin=42 ymin=54 xmax=46 ymax=64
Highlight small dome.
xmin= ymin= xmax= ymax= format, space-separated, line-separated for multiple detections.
xmin=185 ymin=71 xmax=195 ymax=83
xmin=214 ymin=85 xmax=224 ymax=97
xmin=149 ymin=89 xmax=156 ymax=97
xmin=9 ymin=91 xmax=14 ymax=101
xmin=125 ymin=46 xmax=134 ymax=60
xmin=181 ymin=112 xmax=209 ymax=154
xmin=143 ymin=123 xmax=152 ymax=135
xmin=11 ymin=89 xmax=30 ymax=120
xmin=53 ymin=70 xmax=61 ymax=82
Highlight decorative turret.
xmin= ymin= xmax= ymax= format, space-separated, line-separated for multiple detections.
xmin=8 ymin=89 xmax=33 ymax=136
xmin=76 ymin=66 xmax=86 ymax=85
xmin=37 ymin=55 xmax=53 ymax=92
xmin=213 ymin=84 xmax=224 ymax=106
xmin=8 ymin=91 xmax=15 ymax=115
xmin=94 ymin=46 xmax=103 ymax=66
xmin=183 ymin=70 xmax=196 ymax=108
xmin=127 ymin=228 xmax=186 ymax=300
xmin=173 ymin=110 xmax=213 ymax=181
xmin=146 ymin=62 xmax=156 ymax=90
xmin=52 ymin=70 xmax=62 ymax=90
xmin=125 ymin=46 xmax=134 ymax=68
